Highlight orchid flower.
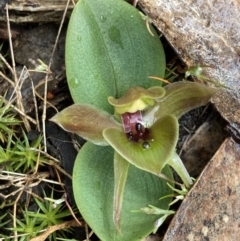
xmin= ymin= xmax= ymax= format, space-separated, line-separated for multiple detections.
xmin=50 ymin=81 xmax=217 ymax=230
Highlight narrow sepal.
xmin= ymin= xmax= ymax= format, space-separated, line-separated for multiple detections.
xmin=113 ymin=152 xmax=130 ymax=232
xmin=50 ymin=103 xmax=121 ymax=145
xmin=143 ymin=81 xmax=217 ymax=126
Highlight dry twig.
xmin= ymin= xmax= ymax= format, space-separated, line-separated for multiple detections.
xmin=42 ymin=0 xmax=72 ymax=151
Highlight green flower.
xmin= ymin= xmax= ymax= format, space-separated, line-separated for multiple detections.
xmin=50 ymin=82 xmax=216 ymax=184
xmin=50 ymin=81 xmax=217 ymax=230
xmin=50 ymin=85 xmax=182 ymax=180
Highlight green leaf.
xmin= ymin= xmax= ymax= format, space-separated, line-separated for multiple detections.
xmin=103 ymin=115 xmax=178 ymax=176
xmin=143 ymin=81 xmax=217 ymax=126
xmin=66 ymin=0 xmax=165 ymax=113
xmin=73 ymin=143 xmax=173 ymax=241
xmin=50 ymin=103 xmax=122 ymax=145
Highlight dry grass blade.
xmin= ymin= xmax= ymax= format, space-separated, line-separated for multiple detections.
xmin=64 ymin=193 xmax=83 ymax=227
xmin=30 ymin=220 xmax=82 ymax=241
xmin=0 ymin=53 xmax=14 ymax=77
xmin=0 ymin=70 xmax=14 ymax=86
xmin=34 ymin=79 xmax=59 ymax=113
xmin=0 ymin=95 xmax=37 ymax=125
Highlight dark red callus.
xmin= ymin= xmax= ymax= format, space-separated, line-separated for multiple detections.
xmin=126 ymin=122 xmax=150 ymax=142
xmin=121 ymin=111 xmax=150 ymax=142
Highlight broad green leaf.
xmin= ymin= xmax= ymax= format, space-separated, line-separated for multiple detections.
xmin=73 ymin=143 xmax=173 ymax=241
xmin=50 ymin=103 xmax=121 ymax=145
xmin=66 ymin=0 xmax=165 ymax=113
xmin=103 ymin=115 xmax=178 ymax=176
xmin=143 ymin=81 xmax=217 ymax=126
xmin=113 ymin=152 xmax=130 ymax=232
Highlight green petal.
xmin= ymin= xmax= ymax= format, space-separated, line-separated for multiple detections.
xmin=50 ymin=104 xmax=121 ymax=145
xmin=103 ymin=115 xmax=178 ymax=176
xmin=113 ymin=152 xmax=130 ymax=232
xmin=108 ymin=86 xmax=165 ymax=114
xmin=143 ymin=81 xmax=217 ymax=126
